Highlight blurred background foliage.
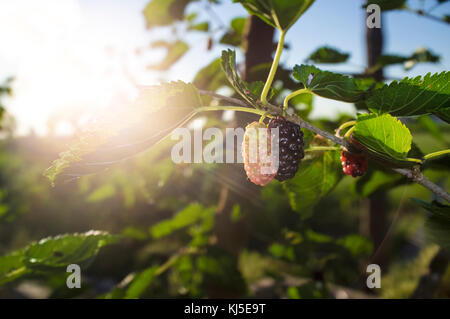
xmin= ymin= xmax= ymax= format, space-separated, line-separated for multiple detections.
xmin=0 ymin=0 xmax=449 ymax=299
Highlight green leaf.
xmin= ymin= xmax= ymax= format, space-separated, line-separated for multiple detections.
xmin=307 ymin=46 xmax=350 ymax=64
xmin=188 ymin=21 xmax=209 ymax=32
xmin=143 ymin=0 xmax=197 ymax=28
xmin=193 ymin=58 xmax=228 ymax=92
xmin=366 ymin=71 xmax=450 ymax=118
xmin=353 ymin=113 xmax=412 ymax=161
xmin=24 ymin=231 xmax=117 ymax=270
xmin=283 ymin=150 xmax=342 ymax=218
xmin=375 ymin=48 xmax=440 ymax=71
xmin=125 ymin=266 xmax=158 ymax=299
xmin=220 ymin=17 xmax=247 ymax=47
xmin=221 ymin=49 xmax=262 ymax=107
xmin=44 ymin=81 xmax=203 ymax=184
xmin=353 ymin=166 xmax=405 ymax=197
xmin=0 ymin=250 xmax=28 ymax=285
xmin=148 ymin=40 xmax=189 ymax=71
xmin=337 ymin=234 xmax=373 ymax=257
xmin=363 ymin=0 xmax=406 ymax=11
xmin=86 ymin=184 xmax=116 ymax=203
xmin=150 ymin=203 xmax=215 ymax=238
xmin=235 ymin=0 xmax=315 ymax=31
xmin=293 ymin=64 xmax=366 ymax=102
xmin=413 ymin=199 xmax=450 ymax=251
xmin=432 ymin=107 xmax=450 ymax=124
xmin=0 ymin=231 xmax=117 ymax=284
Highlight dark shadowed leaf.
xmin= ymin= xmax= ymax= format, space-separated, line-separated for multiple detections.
xmin=366 ymin=71 xmax=450 ymax=119
xmin=220 ymin=17 xmax=247 ymax=47
xmin=221 ymin=49 xmax=263 ymax=107
xmin=414 ymin=199 xmax=450 ymax=251
xmin=0 ymin=231 xmax=117 ymax=285
xmin=293 ymin=64 xmax=366 ymax=102
xmin=283 ymin=150 xmax=342 ymax=218
xmin=363 ymin=0 xmax=406 ymax=11
xmin=307 ymin=46 xmax=350 ymax=64
xmin=235 ymin=0 xmax=315 ymax=31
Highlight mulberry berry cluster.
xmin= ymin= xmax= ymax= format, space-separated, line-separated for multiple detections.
xmin=340 ymin=150 xmax=368 ymax=177
xmin=268 ymin=116 xmax=305 ymax=182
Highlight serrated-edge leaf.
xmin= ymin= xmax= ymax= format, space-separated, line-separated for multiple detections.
xmin=44 ymin=81 xmax=202 ymax=184
xmin=367 ymin=71 xmax=450 ymax=117
xmin=353 ymin=113 xmax=412 ymax=161
xmin=293 ymin=64 xmax=366 ymax=102
xmin=221 ymin=49 xmax=261 ymax=107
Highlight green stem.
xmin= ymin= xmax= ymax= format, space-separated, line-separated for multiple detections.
xmin=336 ymin=120 xmax=356 ymax=137
xmin=304 ymin=146 xmax=340 ymax=152
xmin=424 ymin=149 xmax=450 ymax=160
xmin=406 ymin=158 xmax=423 ymax=164
xmin=260 ymin=30 xmax=286 ymax=105
xmin=195 ymin=106 xmax=273 ymax=117
xmin=344 ymin=126 xmax=355 ymax=139
xmin=283 ymin=88 xmax=309 ymax=111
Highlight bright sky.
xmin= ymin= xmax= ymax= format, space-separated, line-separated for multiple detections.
xmin=0 ymin=0 xmax=448 ymax=136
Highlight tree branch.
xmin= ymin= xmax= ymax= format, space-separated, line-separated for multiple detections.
xmin=198 ymin=90 xmax=450 ymax=203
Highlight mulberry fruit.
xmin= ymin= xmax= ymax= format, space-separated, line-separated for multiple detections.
xmin=268 ymin=116 xmax=305 ymax=181
xmin=340 ymin=150 xmax=368 ymax=177
xmin=242 ymin=122 xmax=277 ymax=186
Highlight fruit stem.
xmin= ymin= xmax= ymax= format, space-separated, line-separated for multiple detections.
xmin=259 ymin=112 xmax=269 ymax=123
xmin=260 ymin=30 xmax=286 ymax=105
xmin=335 ymin=120 xmax=356 ymax=137
xmin=283 ymin=88 xmax=309 ymax=112
xmin=304 ymin=146 xmax=340 ymax=152
xmin=405 ymin=158 xmax=423 ymax=164
xmin=196 ymin=106 xmax=273 ymax=117
xmin=423 ymin=149 xmax=450 ymax=160
xmin=344 ymin=126 xmax=355 ymax=139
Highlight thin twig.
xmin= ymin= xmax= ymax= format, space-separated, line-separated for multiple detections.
xmin=198 ymin=90 xmax=450 ymax=203
xmin=393 ymin=168 xmax=450 ymax=202
xmin=198 ymin=90 xmax=249 ymax=107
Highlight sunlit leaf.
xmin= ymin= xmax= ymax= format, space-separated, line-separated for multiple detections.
xmin=188 ymin=21 xmax=209 ymax=32
xmin=148 ymin=40 xmax=189 ymax=71
xmin=143 ymin=0 xmax=197 ymax=28
xmin=353 ymin=113 xmax=412 ymax=161
xmin=44 ymin=81 xmax=203 ymax=184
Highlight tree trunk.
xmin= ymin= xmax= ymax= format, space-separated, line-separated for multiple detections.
xmin=364 ymin=4 xmax=389 ymax=269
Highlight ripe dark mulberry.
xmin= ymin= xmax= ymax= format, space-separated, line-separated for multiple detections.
xmin=340 ymin=150 xmax=368 ymax=177
xmin=268 ymin=116 xmax=305 ymax=181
